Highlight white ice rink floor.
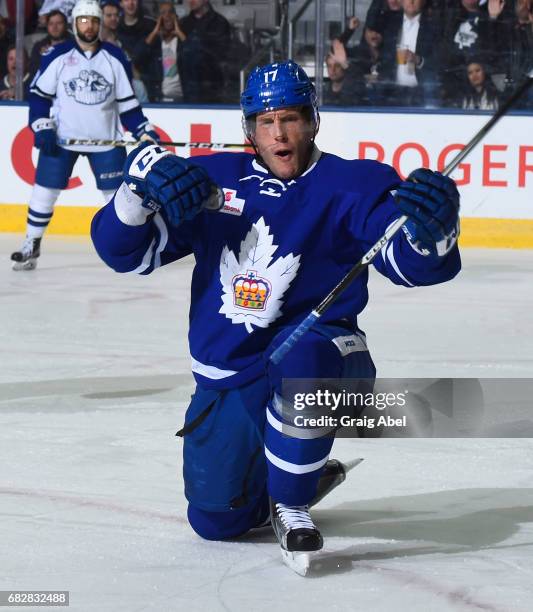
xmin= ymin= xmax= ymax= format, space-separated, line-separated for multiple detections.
xmin=1 ymin=233 xmax=533 ymax=612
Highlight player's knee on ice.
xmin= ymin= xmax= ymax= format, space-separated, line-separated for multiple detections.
xmin=187 ymin=498 xmax=269 ymax=540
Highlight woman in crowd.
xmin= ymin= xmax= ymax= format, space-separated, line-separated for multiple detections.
xmin=461 ymin=58 xmax=500 ymax=110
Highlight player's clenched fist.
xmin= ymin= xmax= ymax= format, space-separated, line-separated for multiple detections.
xmin=396 ymin=168 xmax=460 ymax=257
xmin=123 ymin=143 xmax=221 ymax=226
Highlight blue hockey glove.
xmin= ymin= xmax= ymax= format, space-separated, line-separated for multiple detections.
xmin=123 ymin=143 xmax=220 ymax=226
xmin=396 ymin=168 xmax=460 ymax=257
xmin=31 ymin=118 xmax=58 ymax=156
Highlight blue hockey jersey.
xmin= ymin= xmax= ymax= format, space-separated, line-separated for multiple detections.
xmin=91 ymin=150 xmax=461 ymax=389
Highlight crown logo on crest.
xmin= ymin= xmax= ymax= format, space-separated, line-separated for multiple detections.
xmin=232 ymin=270 xmax=271 ymax=310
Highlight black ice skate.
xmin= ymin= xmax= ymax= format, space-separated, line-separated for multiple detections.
xmin=310 ymin=457 xmax=364 ymax=508
xmin=255 ymin=458 xmax=363 ymax=529
xmin=11 ymin=237 xmax=41 ymax=271
xmin=270 ymin=498 xmax=323 ymax=576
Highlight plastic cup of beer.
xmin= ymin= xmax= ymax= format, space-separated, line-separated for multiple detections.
xmin=396 ymin=45 xmax=408 ymax=65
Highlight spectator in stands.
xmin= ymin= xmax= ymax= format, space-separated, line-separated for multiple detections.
xmin=0 ymin=16 xmax=14 ymax=80
xmin=131 ymin=63 xmax=149 ymax=102
xmin=504 ymin=0 xmax=533 ymax=98
xmin=461 ymin=58 xmax=500 ymax=109
xmin=117 ymin=0 xmax=157 ymax=98
xmin=145 ymin=0 xmax=186 ymax=102
xmin=365 ymin=0 xmax=402 ymax=32
xmin=38 ymin=0 xmax=76 ymax=27
xmin=337 ymin=16 xmax=361 ymax=48
xmin=0 ymin=45 xmax=30 ymax=100
xmin=100 ymin=1 xmax=149 ymax=103
xmin=101 ymin=1 xmax=121 ymax=46
xmin=326 ymin=23 xmax=384 ymax=106
xmin=440 ymin=0 xmax=509 ymax=105
xmin=362 ymin=27 xmax=384 ymax=76
xmin=377 ymin=0 xmax=438 ymax=106
xmin=512 ymin=0 xmax=533 ymax=108
xmin=179 ymin=0 xmax=231 ymax=103
xmin=449 ymin=0 xmax=496 ymax=54
xmin=323 ymin=39 xmax=366 ymax=106
xmin=29 ymin=10 xmax=71 ymax=79
xmin=512 ymin=0 xmax=533 ymax=66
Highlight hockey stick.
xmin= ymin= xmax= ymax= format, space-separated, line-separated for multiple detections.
xmin=57 ymin=138 xmax=249 ymax=149
xmin=269 ymin=74 xmax=533 ymax=366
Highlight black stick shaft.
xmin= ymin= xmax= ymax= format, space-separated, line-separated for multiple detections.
xmin=442 ymin=76 xmax=532 ymax=175
xmin=317 ymin=76 xmax=533 ymax=317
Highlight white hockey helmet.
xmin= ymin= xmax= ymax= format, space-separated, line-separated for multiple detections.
xmin=72 ymin=0 xmax=102 ymax=39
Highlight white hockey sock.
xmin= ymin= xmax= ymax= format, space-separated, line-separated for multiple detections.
xmin=26 ymin=185 xmax=60 ymax=239
xmin=101 ymin=189 xmax=116 ymax=204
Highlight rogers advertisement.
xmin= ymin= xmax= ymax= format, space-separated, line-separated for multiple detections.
xmin=1 ymin=104 xmax=532 ymax=220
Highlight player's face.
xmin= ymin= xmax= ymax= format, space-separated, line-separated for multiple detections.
xmin=103 ymin=6 xmax=119 ymax=30
xmin=252 ymin=107 xmax=316 ymax=180
xmin=77 ymin=16 xmax=100 ymax=43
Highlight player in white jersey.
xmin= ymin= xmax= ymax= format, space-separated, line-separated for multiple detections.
xmin=11 ymin=0 xmax=158 ymax=271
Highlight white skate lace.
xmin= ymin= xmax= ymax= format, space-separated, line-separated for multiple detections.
xmin=276 ymin=504 xmax=315 ymax=530
xmin=21 ymin=238 xmax=36 ymax=256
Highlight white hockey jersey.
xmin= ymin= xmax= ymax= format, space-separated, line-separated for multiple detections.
xmin=30 ymin=40 xmax=143 ymax=152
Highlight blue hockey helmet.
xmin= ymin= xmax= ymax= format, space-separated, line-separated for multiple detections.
xmin=240 ymin=61 xmax=319 ymax=125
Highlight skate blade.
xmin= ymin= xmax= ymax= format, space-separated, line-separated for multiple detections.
xmin=341 ymin=457 xmax=364 ymax=474
xmin=280 ymin=549 xmax=318 ymax=576
xmin=12 ymin=258 xmax=37 ymax=271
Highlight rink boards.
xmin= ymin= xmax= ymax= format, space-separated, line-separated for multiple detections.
xmin=0 ymin=104 xmax=531 ymax=247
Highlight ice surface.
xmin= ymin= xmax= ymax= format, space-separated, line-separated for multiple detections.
xmin=1 ymin=234 xmax=533 ymax=611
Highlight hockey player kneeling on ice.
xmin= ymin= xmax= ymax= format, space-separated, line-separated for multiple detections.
xmin=91 ymin=61 xmax=461 ymax=574
xmin=11 ymin=0 xmax=158 ymax=271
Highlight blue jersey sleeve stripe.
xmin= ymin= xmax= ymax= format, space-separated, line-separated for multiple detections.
xmin=30 ymin=84 xmax=55 ymax=99
xmin=116 ymin=94 xmax=136 ymax=103
xmin=383 ymin=241 xmax=415 ymax=286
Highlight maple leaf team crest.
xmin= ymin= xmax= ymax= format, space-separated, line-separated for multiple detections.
xmin=219 ymin=217 xmax=301 ymax=333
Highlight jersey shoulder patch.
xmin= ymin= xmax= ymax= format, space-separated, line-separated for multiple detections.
xmin=38 ymin=40 xmax=76 ymax=73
